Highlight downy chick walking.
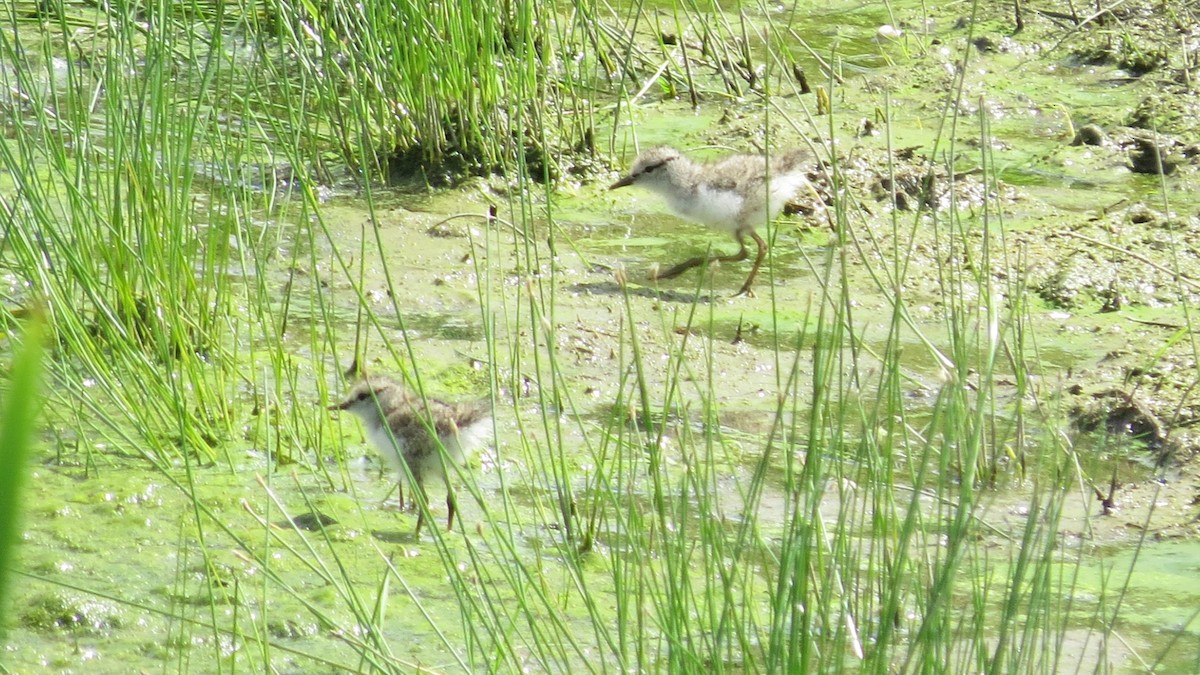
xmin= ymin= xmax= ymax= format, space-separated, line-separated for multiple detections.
xmin=609 ymin=146 xmax=812 ymax=297
xmin=330 ymin=376 xmax=492 ymax=537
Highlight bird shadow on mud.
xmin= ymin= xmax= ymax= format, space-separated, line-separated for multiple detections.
xmin=566 ymin=280 xmax=718 ymax=304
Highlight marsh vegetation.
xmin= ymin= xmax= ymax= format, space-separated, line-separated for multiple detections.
xmin=2 ymin=0 xmax=1199 ymax=672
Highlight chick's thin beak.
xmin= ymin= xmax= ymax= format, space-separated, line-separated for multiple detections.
xmin=608 ymin=174 xmax=635 ymax=190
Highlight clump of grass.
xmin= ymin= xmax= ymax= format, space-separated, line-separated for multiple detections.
xmin=262 ymin=0 xmax=590 ymax=184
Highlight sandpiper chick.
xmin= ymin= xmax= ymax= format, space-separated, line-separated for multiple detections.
xmin=330 ymin=376 xmax=492 ymax=537
xmin=609 ymin=146 xmax=812 ymax=296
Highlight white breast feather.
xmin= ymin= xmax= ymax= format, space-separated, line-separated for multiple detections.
xmin=366 ymin=424 xmax=411 ymax=483
xmin=679 ymin=184 xmax=745 ymax=232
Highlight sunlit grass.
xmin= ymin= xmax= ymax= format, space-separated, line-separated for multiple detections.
xmin=0 ymin=317 xmax=43 ymax=637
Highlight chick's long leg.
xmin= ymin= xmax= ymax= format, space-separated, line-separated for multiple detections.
xmin=651 ymin=237 xmax=749 ymax=281
xmin=732 ymin=229 xmax=768 ymax=297
xmin=446 ymin=489 xmax=457 ymax=531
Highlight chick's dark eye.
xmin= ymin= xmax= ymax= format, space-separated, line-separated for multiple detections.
xmin=647 ymin=158 xmax=672 ymax=174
